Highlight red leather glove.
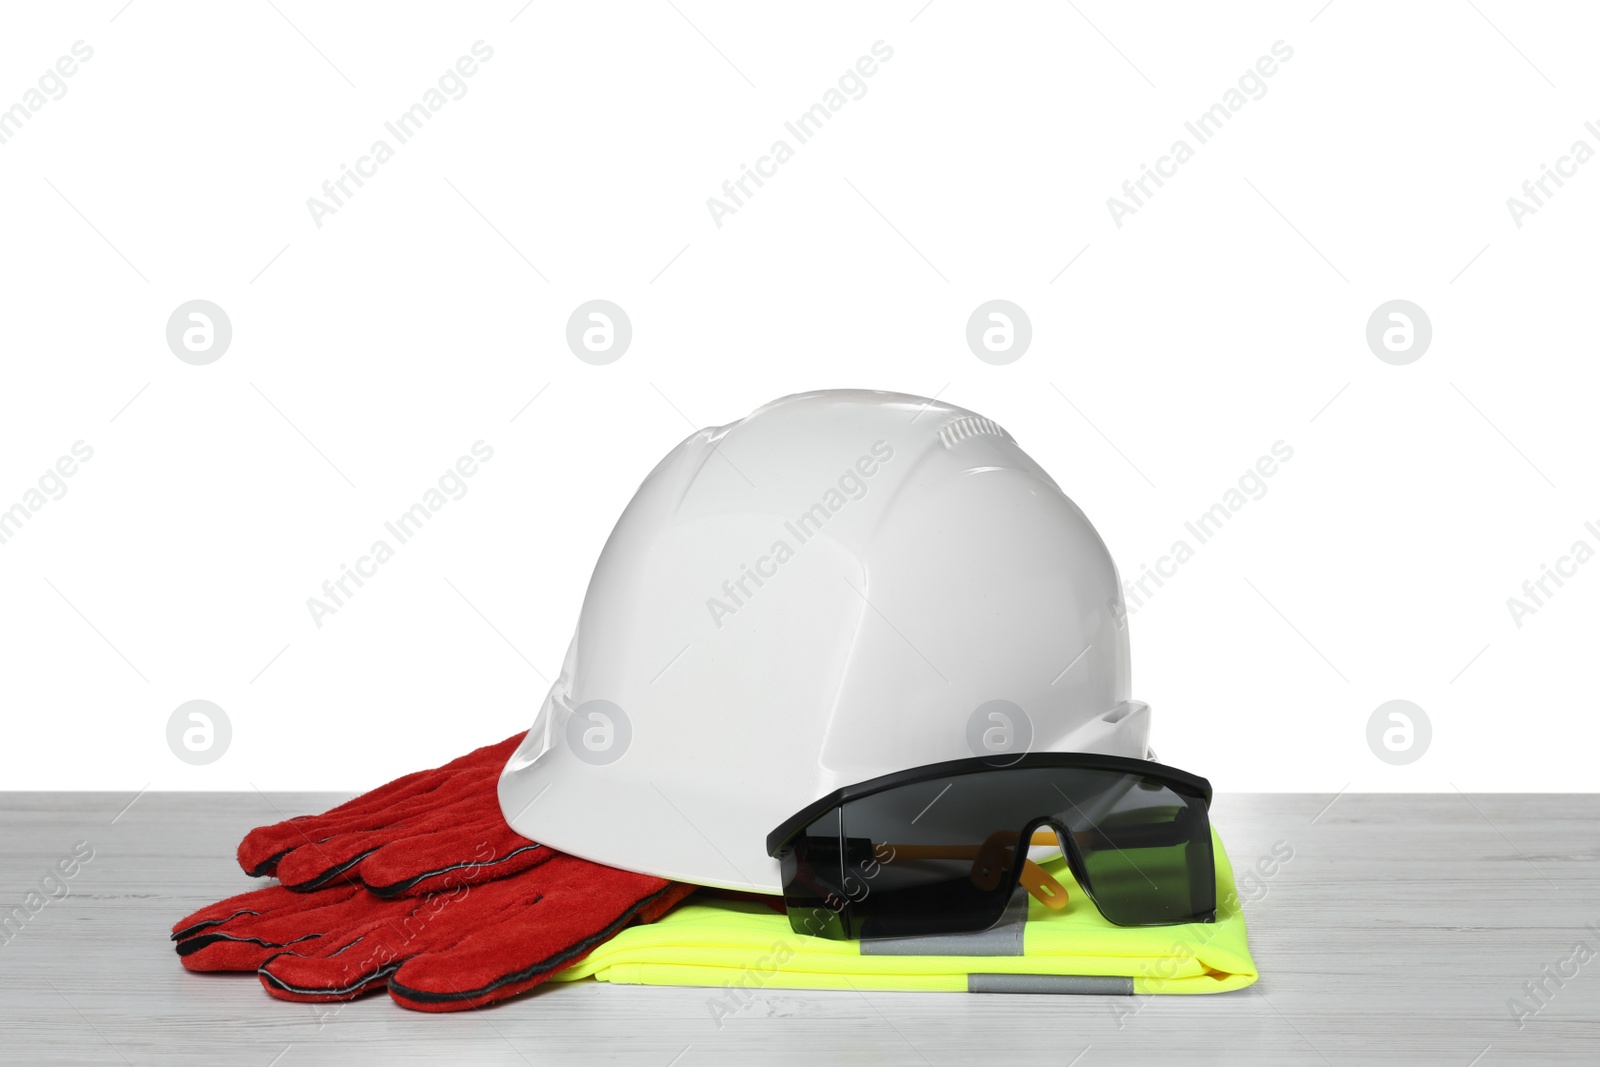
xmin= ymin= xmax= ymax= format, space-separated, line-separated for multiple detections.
xmin=174 ymin=855 xmax=695 ymax=1011
xmin=237 ymin=732 xmax=547 ymax=896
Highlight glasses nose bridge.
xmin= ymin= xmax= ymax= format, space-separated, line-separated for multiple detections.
xmin=1023 ymin=814 xmax=1073 ymax=849
xmin=1019 ymin=815 xmax=1087 ymax=879
xmin=997 ymin=816 xmax=1071 ymax=882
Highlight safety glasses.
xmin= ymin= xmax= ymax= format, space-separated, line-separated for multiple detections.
xmin=766 ymin=753 xmax=1214 ymax=941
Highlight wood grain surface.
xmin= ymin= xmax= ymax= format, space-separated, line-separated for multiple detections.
xmin=0 ymin=791 xmax=1594 ymax=1065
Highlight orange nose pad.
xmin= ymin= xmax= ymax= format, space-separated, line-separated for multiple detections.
xmin=1020 ymin=859 xmax=1070 ymax=909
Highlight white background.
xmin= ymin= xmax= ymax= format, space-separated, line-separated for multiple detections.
xmin=1 ymin=1 xmax=1594 ymax=793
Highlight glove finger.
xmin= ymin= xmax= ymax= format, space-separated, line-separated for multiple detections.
xmin=237 ymin=777 xmax=458 ymax=877
xmin=236 ymin=733 xmax=524 ymax=878
xmin=174 ymin=884 xmax=378 ymax=972
xmin=361 ymin=815 xmax=550 ymax=898
xmin=172 ymin=884 xmax=311 ymax=941
xmin=268 ymin=833 xmax=386 ymax=892
xmin=270 ymin=788 xmax=510 ymax=891
xmin=384 ymin=858 xmax=693 ymax=1012
xmin=256 ymin=891 xmax=472 ymax=1002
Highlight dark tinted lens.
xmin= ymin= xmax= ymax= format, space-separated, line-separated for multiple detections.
xmin=839 ymin=776 xmax=1022 ymax=939
xmin=789 ymin=765 xmax=1211 ymax=939
xmin=1063 ymin=777 xmax=1214 ymax=926
xmin=779 ymin=808 xmax=850 ymax=939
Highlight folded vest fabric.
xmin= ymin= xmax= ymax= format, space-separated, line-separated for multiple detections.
xmin=553 ymin=827 xmax=1257 ymax=997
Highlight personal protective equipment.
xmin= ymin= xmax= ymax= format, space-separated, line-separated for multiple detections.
xmin=767 ymin=752 xmax=1214 ymax=939
xmin=552 ymin=826 xmax=1256 ymax=998
xmin=180 ymin=733 xmax=697 ymax=1010
xmin=172 ymin=855 xmax=695 ymax=1012
xmin=500 ymin=389 xmax=1151 ymax=894
xmin=240 ymin=732 xmax=546 ymax=896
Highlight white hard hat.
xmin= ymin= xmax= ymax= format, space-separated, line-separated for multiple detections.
xmin=498 ymin=389 xmax=1150 ymax=893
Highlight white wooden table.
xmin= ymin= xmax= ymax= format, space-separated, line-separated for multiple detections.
xmin=1 ymin=792 xmax=1594 ymax=1065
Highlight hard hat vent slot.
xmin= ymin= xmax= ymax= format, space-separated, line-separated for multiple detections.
xmin=938 ymin=416 xmax=1009 ymax=450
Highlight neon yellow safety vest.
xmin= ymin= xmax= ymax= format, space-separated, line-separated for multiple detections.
xmin=555 ymin=828 xmax=1259 ymax=1008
